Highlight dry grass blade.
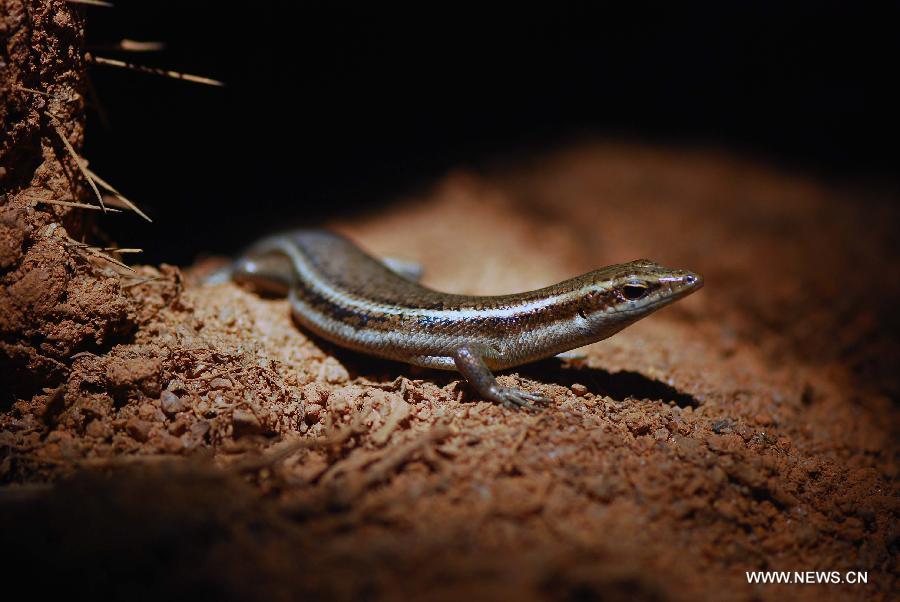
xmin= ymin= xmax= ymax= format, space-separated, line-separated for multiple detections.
xmin=66 ymin=0 xmax=114 ymax=6
xmin=122 ymin=275 xmax=164 ymax=288
xmin=36 ymin=198 xmax=121 ymax=212
xmin=101 ymin=247 xmax=142 ymax=253
xmin=13 ymin=85 xmax=64 ymax=100
xmin=93 ymin=39 xmax=166 ymax=52
xmin=59 ymin=234 xmax=136 ymax=273
xmin=88 ymin=55 xmax=225 ymax=87
xmin=84 ymin=247 xmax=136 ymax=272
xmin=50 ymin=121 xmax=106 ymax=212
xmin=86 ymin=167 xmax=152 ymax=222
xmin=119 ymin=39 xmax=166 ymax=52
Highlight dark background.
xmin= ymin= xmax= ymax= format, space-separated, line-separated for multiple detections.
xmin=82 ymin=2 xmax=899 ymax=265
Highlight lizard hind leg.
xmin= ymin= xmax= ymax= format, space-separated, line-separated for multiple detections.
xmin=451 ymin=345 xmax=550 ymax=410
xmin=409 ymin=355 xmax=457 ymax=370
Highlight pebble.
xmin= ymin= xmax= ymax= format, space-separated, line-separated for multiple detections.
xmin=125 ymin=418 xmax=152 ymax=443
xmin=571 ymin=383 xmax=588 ymax=396
xmin=209 ymin=377 xmax=232 ymax=390
xmin=160 ymin=390 xmax=188 ymax=415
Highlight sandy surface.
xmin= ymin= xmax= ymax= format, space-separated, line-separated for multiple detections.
xmin=2 ymin=140 xmax=899 ymax=600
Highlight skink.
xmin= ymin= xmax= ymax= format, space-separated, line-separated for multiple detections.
xmin=225 ymin=230 xmax=703 ymax=409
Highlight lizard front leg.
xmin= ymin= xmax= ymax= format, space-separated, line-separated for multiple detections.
xmin=452 ymin=345 xmax=550 ymax=410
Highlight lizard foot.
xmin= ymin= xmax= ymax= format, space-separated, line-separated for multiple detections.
xmin=489 ymin=386 xmax=551 ymax=410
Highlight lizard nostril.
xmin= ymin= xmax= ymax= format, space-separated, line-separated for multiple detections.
xmin=684 ymin=274 xmax=697 ymax=285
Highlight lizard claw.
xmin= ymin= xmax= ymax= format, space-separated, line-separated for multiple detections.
xmin=491 ymin=387 xmax=551 ymax=410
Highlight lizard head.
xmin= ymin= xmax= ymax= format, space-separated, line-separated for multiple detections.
xmin=577 ymin=259 xmax=703 ymax=336
xmin=231 ymin=251 xmax=297 ymax=297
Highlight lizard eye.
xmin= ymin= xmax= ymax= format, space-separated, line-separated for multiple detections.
xmin=622 ymin=281 xmax=649 ymax=300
